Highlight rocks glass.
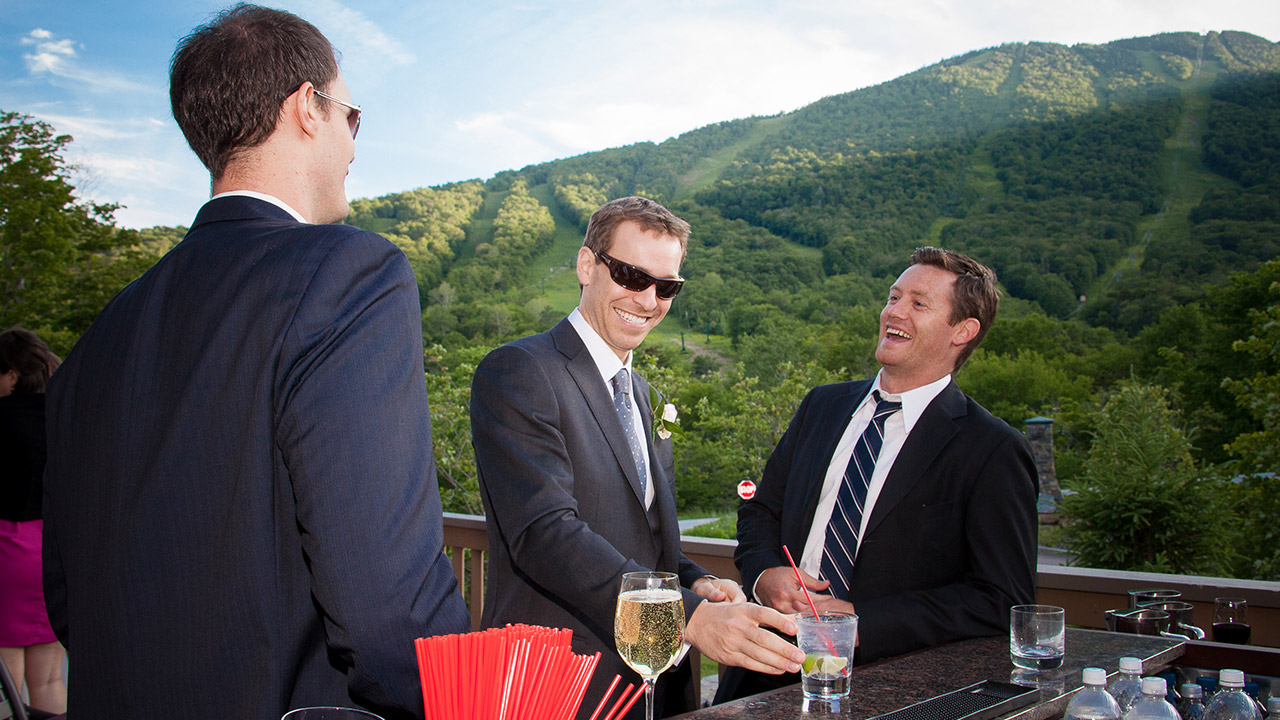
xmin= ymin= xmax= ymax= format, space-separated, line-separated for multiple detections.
xmin=1010 ymin=604 xmax=1065 ymax=670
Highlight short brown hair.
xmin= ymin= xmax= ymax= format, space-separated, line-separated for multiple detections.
xmin=170 ymin=3 xmax=339 ymax=180
xmin=0 ymin=327 xmax=61 ymax=394
xmin=909 ymin=246 xmax=999 ymax=370
xmin=583 ymin=196 xmax=691 ymax=261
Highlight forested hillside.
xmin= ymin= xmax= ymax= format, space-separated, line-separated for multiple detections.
xmin=5 ymin=30 xmax=1278 ymax=578
xmin=342 ymin=31 xmax=1280 ymax=578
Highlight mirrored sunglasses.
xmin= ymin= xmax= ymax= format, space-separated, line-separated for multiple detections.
xmin=594 ymin=250 xmax=684 ymax=300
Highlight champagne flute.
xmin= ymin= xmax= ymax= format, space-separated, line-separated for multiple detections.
xmin=615 ymin=571 xmax=685 ymax=720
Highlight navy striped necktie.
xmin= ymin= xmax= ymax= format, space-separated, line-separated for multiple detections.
xmin=820 ymin=392 xmax=902 ymax=600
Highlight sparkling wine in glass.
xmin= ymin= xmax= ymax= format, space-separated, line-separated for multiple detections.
xmin=1211 ymin=597 xmax=1250 ymax=644
xmin=615 ymin=571 xmax=685 ymax=720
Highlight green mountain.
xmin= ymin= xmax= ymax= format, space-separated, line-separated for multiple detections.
xmin=27 ymin=30 xmax=1274 ymax=562
xmin=340 ymin=29 xmax=1280 ymax=478
xmin=349 ymin=30 xmax=1280 ymax=342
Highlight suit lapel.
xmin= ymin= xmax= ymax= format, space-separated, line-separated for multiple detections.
xmin=634 ymin=373 xmax=668 ymax=538
xmin=552 ymin=321 xmax=648 ymax=509
xmin=800 ymin=382 xmax=874 ymax=527
xmin=863 ymin=379 xmax=966 ymax=538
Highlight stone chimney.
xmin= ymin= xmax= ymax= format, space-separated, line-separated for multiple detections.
xmin=1024 ymin=416 xmax=1063 ymax=507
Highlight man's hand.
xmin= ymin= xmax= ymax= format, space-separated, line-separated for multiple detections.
xmin=754 ymin=566 xmax=831 ymax=613
xmin=692 ymin=576 xmax=747 ymax=603
xmin=684 ymin=602 xmax=806 ymax=675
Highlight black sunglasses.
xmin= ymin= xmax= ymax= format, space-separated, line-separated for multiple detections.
xmin=314 ymin=89 xmax=362 ymax=139
xmin=594 ymin=250 xmax=684 ymax=300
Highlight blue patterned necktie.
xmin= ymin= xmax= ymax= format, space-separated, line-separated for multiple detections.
xmin=611 ymin=368 xmax=647 ymax=497
xmin=820 ymin=392 xmax=902 ymax=600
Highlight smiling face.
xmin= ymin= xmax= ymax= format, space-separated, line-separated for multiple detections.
xmin=576 ymin=220 xmax=683 ymax=361
xmin=875 ymin=263 xmax=980 ymax=394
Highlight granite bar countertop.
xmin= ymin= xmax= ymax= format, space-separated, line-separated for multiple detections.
xmin=674 ymin=628 xmax=1184 ymax=720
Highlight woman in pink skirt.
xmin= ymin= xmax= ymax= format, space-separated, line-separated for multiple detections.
xmin=0 ymin=327 xmax=66 ymax=714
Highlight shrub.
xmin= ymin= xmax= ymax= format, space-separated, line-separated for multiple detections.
xmin=1061 ymin=381 xmax=1233 ymax=574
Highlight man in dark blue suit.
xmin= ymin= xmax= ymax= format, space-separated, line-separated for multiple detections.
xmin=42 ymin=6 xmax=470 ymax=718
xmin=471 ymin=197 xmax=805 ymax=719
xmin=717 ymin=247 xmax=1038 ymax=702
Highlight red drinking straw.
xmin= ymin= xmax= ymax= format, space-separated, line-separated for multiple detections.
xmin=600 ymin=683 xmax=635 ymax=720
xmin=783 ymin=544 xmax=837 ymax=655
xmin=613 ymin=682 xmax=646 ymax=720
xmin=588 ymin=674 xmax=621 ymax=720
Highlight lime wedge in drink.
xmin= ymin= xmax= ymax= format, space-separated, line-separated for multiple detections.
xmin=803 ymin=653 xmax=848 ymax=675
xmin=816 ymin=655 xmax=849 ymax=675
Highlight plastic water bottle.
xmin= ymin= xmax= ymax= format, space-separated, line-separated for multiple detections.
xmin=1124 ymin=677 xmax=1180 ymax=720
xmin=1065 ymin=668 xmax=1123 ymax=720
xmin=1109 ymin=657 xmax=1145 ymax=713
xmin=1179 ymin=683 xmax=1207 ymax=720
xmin=1264 ymin=697 xmax=1280 ymax=719
xmin=1204 ymin=670 xmax=1261 ymax=720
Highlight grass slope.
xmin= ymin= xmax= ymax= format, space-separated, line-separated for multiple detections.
xmin=528 ymin=183 xmax=590 ymax=315
xmin=458 ymin=188 xmax=508 ymax=263
xmin=672 ymin=116 xmax=789 ymax=202
xmin=1079 ymin=62 xmax=1234 ymax=308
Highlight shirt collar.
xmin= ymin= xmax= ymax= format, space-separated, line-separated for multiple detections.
xmin=211 ymin=190 xmax=307 ymax=223
xmin=859 ymin=370 xmax=952 ymax=435
xmin=567 ymin=308 xmax=632 ymax=385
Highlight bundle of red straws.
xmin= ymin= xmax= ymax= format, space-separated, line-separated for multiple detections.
xmin=415 ymin=624 xmax=645 ymax=720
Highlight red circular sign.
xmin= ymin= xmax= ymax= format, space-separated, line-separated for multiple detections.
xmin=737 ymin=480 xmax=757 ymax=500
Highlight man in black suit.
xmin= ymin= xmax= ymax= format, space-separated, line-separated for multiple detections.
xmin=717 ymin=247 xmax=1038 ymax=701
xmin=42 ymin=6 xmax=470 ymax=718
xmin=471 ymin=196 xmax=805 ymax=719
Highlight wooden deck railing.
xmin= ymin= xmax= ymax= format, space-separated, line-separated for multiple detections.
xmin=444 ymin=512 xmax=1280 ymax=702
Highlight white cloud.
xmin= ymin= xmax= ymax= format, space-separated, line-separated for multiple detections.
xmin=64 ymin=141 xmax=208 ymax=228
xmin=289 ymin=0 xmax=415 ymax=68
xmin=33 ymin=113 xmax=155 ymax=142
xmin=450 ymin=11 xmax=892 ymax=157
xmin=21 ymin=29 xmax=79 ymax=75
xmin=20 ymin=28 xmax=156 ymax=95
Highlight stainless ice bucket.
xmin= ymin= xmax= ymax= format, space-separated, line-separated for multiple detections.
xmin=1128 ymin=588 xmax=1181 ymax=609
xmin=1137 ymin=600 xmax=1205 ymax=639
xmin=1105 ymin=608 xmax=1172 ymax=636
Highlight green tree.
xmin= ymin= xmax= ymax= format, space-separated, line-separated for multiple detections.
xmin=0 ymin=111 xmax=149 ymax=351
xmin=423 ymin=344 xmax=490 ymax=515
xmin=1220 ymin=261 xmax=1280 ymax=579
xmin=672 ymin=362 xmax=839 ymax=512
xmin=1061 ymin=381 xmax=1232 ymax=575
xmin=1223 ymin=261 xmax=1280 ymax=475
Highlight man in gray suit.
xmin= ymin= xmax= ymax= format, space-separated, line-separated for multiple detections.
xmin=471 ymin=196 xmax=803 ymax=719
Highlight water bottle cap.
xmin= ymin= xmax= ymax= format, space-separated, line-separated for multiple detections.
xmin=1267 ymin=697 xmax=1280 ymax=713
xmin=1119 ymin=657 xmax=1143 ymax=672
xmin=1180 ymin=683 xmax=1202 ymax=698
xmin=1082 ymin=667 xmax=1107 ymax=685
xmin=1218 ymin=669 xmax=1244 ymax=687
xmin=1142 ymin=677 xmax=1166 ymax=695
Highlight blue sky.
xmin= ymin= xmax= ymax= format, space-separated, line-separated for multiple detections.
xmin=2 ymin=1 xmax=1278 ymax=229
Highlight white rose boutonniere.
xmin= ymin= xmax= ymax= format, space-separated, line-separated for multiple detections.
xmin=662 ymin=403 xmax=678 ymax=424
xmin=649 ymin=386 xmax=681 ymax=440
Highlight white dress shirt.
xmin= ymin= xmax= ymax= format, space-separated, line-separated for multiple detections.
xmin=211 ymin=190 xmax=307 ymax=223
xmin=797 ymin=371 xmax=953 ymax=578
xmin=567 ymin=308 xmax=654 ymax=509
